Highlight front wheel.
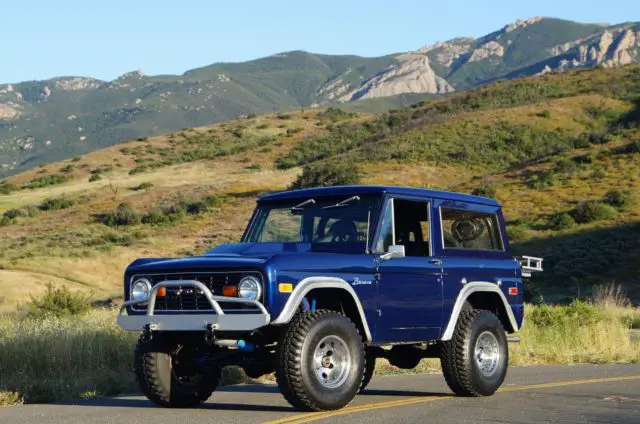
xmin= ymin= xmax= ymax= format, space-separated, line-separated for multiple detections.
xmin=134 ymin=335 xmax=221 ymax=408
xmin=276 ymin=310 xmax=365 ymax=411
xmin=440 ymin=310 xmax=508 ymax=396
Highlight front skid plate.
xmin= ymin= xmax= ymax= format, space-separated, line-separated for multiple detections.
xmin=118 ymin=313 xmax=271 ymax=332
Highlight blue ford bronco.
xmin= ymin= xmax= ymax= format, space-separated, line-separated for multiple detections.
xmin=118 ymin=186 xmax=542 ymax=411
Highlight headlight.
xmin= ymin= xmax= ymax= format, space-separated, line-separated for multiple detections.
xmin=131 ymin=278 xmax=152 ymax=302
xmin=238 ymin=276 xmax=262 ymax=301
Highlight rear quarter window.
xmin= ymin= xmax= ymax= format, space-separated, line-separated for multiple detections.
xmin=440 ymin=207 xmax=504 ymax=251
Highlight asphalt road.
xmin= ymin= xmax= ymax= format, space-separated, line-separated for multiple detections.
xmin=2 ymin=365 xmax=639 ymax=424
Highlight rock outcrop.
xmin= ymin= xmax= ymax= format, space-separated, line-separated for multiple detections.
xmin=0 ymin=102 xmax=21 ymax=120
xmin=547 ymin=28 xmax=640 ymax=73
xmin=420 ymin=39 xmax=473 ymax=67
xmin=468 ymin=41 xmax=505 ymax=62
xmin=54 ymin=77 xmax=102 ymax=91
xmin=503 ymin=17 xmax=544 ymax=33
xmin=343 ymin=53 xmax=454 ymax=101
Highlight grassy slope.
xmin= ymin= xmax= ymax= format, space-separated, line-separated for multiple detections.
xmin=0 ymin=66 xmax=639 ymax=312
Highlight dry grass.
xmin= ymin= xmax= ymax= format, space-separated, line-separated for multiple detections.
xmin=2 ymin=299 xmax=638 ymax=405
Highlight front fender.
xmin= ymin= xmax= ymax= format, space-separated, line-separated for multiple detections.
xmin=270 ymin=276 xmax=373 ymax=342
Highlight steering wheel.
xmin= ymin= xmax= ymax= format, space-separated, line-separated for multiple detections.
xmin=329 ymin=220 xmax=358 ymax=243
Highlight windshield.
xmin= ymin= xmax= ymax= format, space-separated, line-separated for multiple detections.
xmin=242 ymin=195 xmax=382 ymax=252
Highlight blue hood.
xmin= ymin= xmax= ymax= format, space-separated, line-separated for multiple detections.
xmin=126 ymin=243 xmax=312 ymax=273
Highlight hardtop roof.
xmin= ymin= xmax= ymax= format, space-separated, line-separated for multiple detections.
xmin=258 ymin=186 xmax=500 ymax=207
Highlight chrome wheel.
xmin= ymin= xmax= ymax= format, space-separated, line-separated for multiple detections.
xmin=474 ymin=331 xmax=500 ymax=377
xmin=313 ymin=335 xmax=351 ymax=389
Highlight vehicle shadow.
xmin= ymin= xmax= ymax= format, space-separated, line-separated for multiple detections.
xmin=360 ymin=389 xmax=451 ymax=397
xmin=65 ymin=384 xmax=451 ymax=411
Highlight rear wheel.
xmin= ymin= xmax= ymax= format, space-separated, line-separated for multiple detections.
xmin=276 ymin=310 xmax=365 ymax=411
xmin=440 ymin=310 xmax=508 ymax=396
xmin=134 ymin=335 xmax=221 ymax=408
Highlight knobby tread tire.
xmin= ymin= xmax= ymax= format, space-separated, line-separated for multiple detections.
xmin=359 ymin=347 xmax=376 ymax=392
xmin=134 ymin=335 xmax=220 ymax=408
xmin=440 ymin=309 xmax=507 ymax=397
xmin=276 ymin=310 xmax=364 ymax=411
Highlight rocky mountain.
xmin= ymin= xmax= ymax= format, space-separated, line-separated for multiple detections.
xmin=1 ymin=17 xmax=639 ymax=177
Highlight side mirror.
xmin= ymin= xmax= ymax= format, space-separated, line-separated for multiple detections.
xmin=380 ymin=245 xmax=405 ymax=260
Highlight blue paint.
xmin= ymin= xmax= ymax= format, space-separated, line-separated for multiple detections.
xmin=124 ymin=186 xmax=526 ymax=343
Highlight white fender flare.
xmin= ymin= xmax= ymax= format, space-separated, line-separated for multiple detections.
xmin=441 ymin=281 xmax=519 ymax=341
xmin=271 ymin=276 xmax=373 ymax=342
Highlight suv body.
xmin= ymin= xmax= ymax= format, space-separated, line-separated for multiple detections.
xmin=118 ymin=186 xmax=542 ymax=411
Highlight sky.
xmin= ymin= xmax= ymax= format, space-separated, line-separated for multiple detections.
xmin=2 ymin=0 xmax=638 ymax=84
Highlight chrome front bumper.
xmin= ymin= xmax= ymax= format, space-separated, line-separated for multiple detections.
xmin=117 ymin=280 xmax=271 ymax=332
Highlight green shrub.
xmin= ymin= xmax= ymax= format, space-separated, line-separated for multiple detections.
xmin=554 ymin=158 xmax=579 ymax=174
xmin=4 ymin=208 xmax=28 ymax=219
xmin=39 ymin=197 xmax=76 ymax=211
xmin=256 ymin=123 xmax=269 ymax=129
xmin=101 ymin=203 xmax=141 ymax=227
xmin=547 ymin=213 xmax=576 ymax=230
xmin=0 ymin=216 xmax=15 ymax=227
xmin=277 ymin=113 xmax=292 ymax=120
xmin=128 ymin=166 xmax=148 ymax=175
xmin=602 ymin=189 xmax=633 ymax=210
xmin=133 ymin=182 xmax=154 ymax=191
xmin=60 ymin=165 xmax=74 ymax=173
xmin=23 ymin=174 xmax=70 ymax=189
xmin=528 ymin=299 xmax=602 ymax=328
xmin=526 ymin=170 xmax=555 ymax=189
xmin=184 ymin=201 xmax=209 ymax=215
xmin=572 ymin=201 xmax=618 ymax=224
xmin=506 ymin=225 xmax=529 ymax=242
xmin=0 ymin=182 xmax=17 ymax=195
xmin=536 ymin=109 xmax=551 ymax=118
xmin=246 ymin=112 xmax=257 ymax=119
xmin=471 ymin=185 xmax=497 ymax=199
xmin=22 ymin=284 xmax=91 ymax=319
xmin=101 ymin=232 xmax=135 ymax=246
xmin=290 ymin=161 xmax=362 ymax=190
xmin=245 ymin=164 xmax=261 ymax=171
xmin=88 ymin=174 xmax=102 ymax=182
xmin=319 ymin=107 xmax=357 ymax=122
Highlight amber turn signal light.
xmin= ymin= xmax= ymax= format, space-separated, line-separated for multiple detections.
xmin=279 ymin=283 xmax=294 ymax=293
xmin=156 ymin=287 xmax=167 ymax=297
xmin=223 ymin=285 xmax=238 ymax=297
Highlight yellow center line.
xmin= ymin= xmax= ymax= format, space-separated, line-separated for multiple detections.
xmin=263 ymin=375 xmax=640 ymax=424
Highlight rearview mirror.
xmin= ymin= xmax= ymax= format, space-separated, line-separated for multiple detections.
xmin=380 ymin=245 xmax=405 ymax=260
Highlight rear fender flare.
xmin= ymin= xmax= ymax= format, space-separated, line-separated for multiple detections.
xmin=441 ymin=281 xmax=518 ymax=341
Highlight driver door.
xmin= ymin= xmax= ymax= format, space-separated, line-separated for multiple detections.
xmin=375 ymin=197 xmax=443 ymax=343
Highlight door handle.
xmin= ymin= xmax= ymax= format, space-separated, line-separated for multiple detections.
xmin=429 ymin=259 xmax=443 ymax=265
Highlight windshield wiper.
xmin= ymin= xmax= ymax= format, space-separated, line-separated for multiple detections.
xmin=291 ymin=198 xmax=316 ymax=211
xmin=322 ymin=195 xmax=361 ymax=209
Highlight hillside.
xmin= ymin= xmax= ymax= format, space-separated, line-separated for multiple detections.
xmin=1 ymin=17 xmax=639 ymax=177
xmin=0 ymin=65 xmax=639 ymax=311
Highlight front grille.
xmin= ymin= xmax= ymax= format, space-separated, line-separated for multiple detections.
xmin=130 ymin=271 xmax=262 ymax=312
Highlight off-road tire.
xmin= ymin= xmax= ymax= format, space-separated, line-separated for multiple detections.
xmin=359 ymin=346 xmax=377 ymax=392
xmin=440 ymin=310 xmax=508 ymax=397
xmin=276 ymin=310 xmax=365 ymax=411
xmin=134 ymin=335 xmax=221 ymax=408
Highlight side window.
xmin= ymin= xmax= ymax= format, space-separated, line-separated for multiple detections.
xmin=375 ymin=198 xmax=431 ymax=257
xmin=440 ymin=208 xmax=504 ymax=251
